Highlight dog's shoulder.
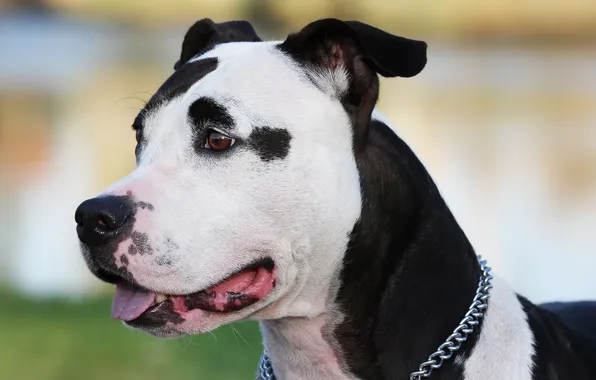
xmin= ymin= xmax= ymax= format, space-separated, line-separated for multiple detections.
xmin=520 ymin=297 xmax=596 ymax=378
xmin=541 ymin=301 xmax=596 ymax=342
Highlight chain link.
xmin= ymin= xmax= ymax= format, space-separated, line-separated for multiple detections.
xmin=258 ymin=350 xmax=276 ymax=380
xmin=408 ymin=255 xmax=493 ymax=380
xmin=257 ymin=255 xmax=492 ymax=380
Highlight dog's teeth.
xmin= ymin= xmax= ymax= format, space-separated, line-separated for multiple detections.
xmin=155 ymin=293 xmax=168 ymax=303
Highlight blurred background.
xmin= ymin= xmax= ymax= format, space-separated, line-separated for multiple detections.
xmin=0 ymin=0 xmax=595 ymax=379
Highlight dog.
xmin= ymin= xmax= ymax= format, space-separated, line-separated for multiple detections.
xmin=75 ymin=18 xmax=596 ymax=380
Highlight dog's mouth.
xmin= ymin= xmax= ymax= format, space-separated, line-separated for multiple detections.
xmin=111 ymin=258 xmax=276 ymax=325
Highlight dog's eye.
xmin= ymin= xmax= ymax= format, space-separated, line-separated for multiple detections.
xmin=205 ymin=130 xmax=235 ymax=151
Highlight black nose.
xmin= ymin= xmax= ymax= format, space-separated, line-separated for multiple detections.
xmin=75 ymin=196 xmax=133 ymax=247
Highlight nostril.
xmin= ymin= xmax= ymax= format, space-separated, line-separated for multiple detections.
xmin=96 ymin=209 xmax=128 ymax=231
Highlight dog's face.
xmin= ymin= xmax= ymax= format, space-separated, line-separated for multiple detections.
xmin=75 ymin=19 xmax=426 ymax=337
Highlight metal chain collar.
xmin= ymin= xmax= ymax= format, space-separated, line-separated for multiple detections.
xmin=257 ymin=255 xmax=492 ymax=380
xmin=258 ymin=350 xmax=276 ymax=380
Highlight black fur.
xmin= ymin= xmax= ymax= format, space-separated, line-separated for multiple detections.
xmin=331 ymin=120 xmax=482 ymax=379
xmin=188 ymin=97 xmax=234 ymax=130
xmin=248 ymin=127 xmax=292 ymax=161
xmin=175 ymin=18 xmax=261 ymax=70
xmin=520 ymin=298 xmax=596 ymax=379
xmin=540 ymin=301 xmax=596 ymax=343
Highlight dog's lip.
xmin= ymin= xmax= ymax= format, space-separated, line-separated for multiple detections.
xmin=114 ymin=258 xmax=276 ymax=324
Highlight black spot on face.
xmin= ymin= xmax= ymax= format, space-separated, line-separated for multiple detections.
xmin=128 ymin=244 xmax=138 ymax=256
xmin=188 ymin=97 xmax=234 ymax=130
xmin=135 ymin=201 xmax=154 ymax=211
xmin=248 ymin=127 xmax=292 ymax=161
xmin=155 ymin=255 xmax=173 ymax=266
xmin=120 ymin=254 xmax=129 ymax=266
xmin=164 ymin=237 xmax=179 ymax=253
xmin=131 ymin=231 xmax=153 ymax=255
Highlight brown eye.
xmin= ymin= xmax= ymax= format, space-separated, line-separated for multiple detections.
xmin=205 ymin=130 xmax=235 ymax=151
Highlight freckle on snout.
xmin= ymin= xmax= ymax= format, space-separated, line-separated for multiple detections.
xmin=131 ymin=231 xmax=154 ymax=255
xmin=164 ymin=237 xmax=180 ymax=253
xmin=128 ymin=244 xmax=138 ymax=256
xmin=135 ymin=201 xmax=155 ymax=211
xmin=156 ymin=255 xmax=173 ymax=266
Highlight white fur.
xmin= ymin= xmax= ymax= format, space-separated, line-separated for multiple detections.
xmin=260 ymin=313 xmax=356 ymax=380
xmin=98 ymin=41 xmax=363 ymax=335
xmin=460 ymin=275 xmax=535 ymax=380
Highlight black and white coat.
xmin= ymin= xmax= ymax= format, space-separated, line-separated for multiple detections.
xmin=75 ymin=18 xmax=596 ymax=380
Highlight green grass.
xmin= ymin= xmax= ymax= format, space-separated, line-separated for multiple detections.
xmin=0 ymin=290 xmax=263 ymax=380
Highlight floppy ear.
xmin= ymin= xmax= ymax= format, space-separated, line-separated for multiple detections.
xmin=174 ymin=19 xmax=262 ymax=70
xmin=279 ymin=19 xmax=427 ymax=150
xmin=341 ymin=20 xmax=427 ymax=78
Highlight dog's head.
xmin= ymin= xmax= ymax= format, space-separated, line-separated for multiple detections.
xmin=75 ymin=18 xmax=426 ymax=337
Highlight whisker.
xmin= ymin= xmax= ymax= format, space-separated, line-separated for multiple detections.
xmin=232 ymin=323 xmax=256 ymax=353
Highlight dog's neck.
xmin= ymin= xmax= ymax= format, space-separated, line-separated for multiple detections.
xmin=261 ymin=120 xmax=483 ymax=379
xmin=333 ymin=120 xmax=483 ymax=379
xmin=260 ymin=313 xmax=354 ymax=379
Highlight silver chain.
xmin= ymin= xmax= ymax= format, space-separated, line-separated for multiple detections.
xmin=257 ymin=255 xmax=492 ymax=380
xmin=408 ymin=255 xmax=493 ymax=379
xmin=258 ymin=350 xmax=276 ymax=380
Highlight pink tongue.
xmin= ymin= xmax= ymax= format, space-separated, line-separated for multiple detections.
xmin=111 ymin=283 xmax=156 ymax=321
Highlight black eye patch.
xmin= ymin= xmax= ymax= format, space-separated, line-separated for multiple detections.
xmin=188 ymin=97 xmax=235 ymax=155
xmin=188 ymin=97 xmax=234 ymax=131
xmin=248 ymin=127 xmax=292 ymax=162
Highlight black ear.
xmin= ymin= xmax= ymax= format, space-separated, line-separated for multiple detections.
xmin=342 ymin=20 xmax=427 ymax=78
xmin=280 ymin=19 xmax=426 ymax=150
xmin=174 ymin=19 xmax=262 ymax=70
xmin=280 ymin=18 xmax=427 ymax=79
